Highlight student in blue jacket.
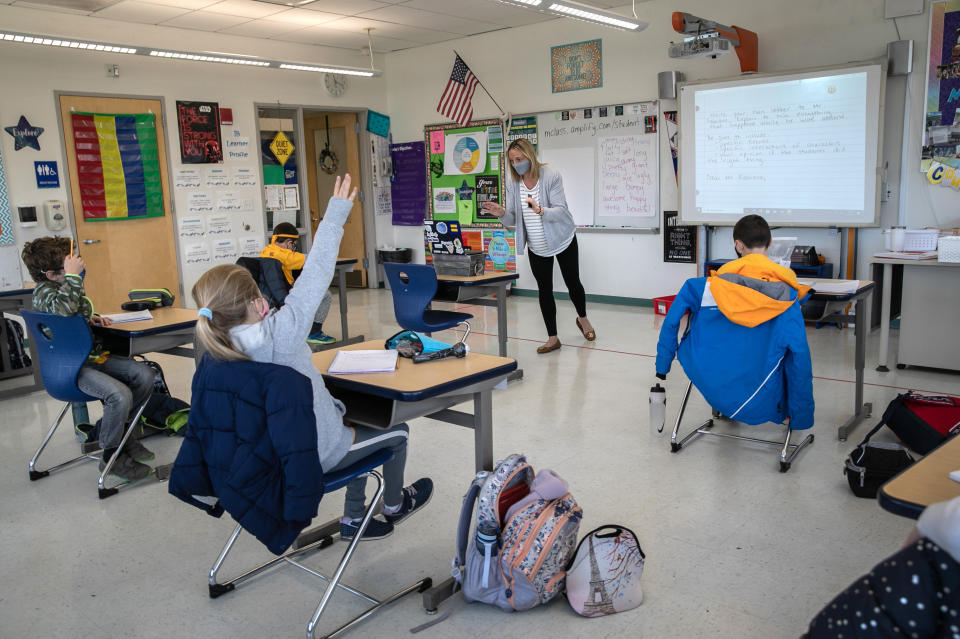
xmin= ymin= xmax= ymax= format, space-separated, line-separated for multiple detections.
xmin=191 ymin=174 xmax=432 ymax=541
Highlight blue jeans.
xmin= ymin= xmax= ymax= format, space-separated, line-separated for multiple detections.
xmin=328 ymin=423 xmax=408 ymax=519
xmin=76 ymin=357 xmax=154 ymax=449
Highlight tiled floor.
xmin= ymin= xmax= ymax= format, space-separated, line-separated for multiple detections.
xmin=2 ymin=288 xmax=958 ymax=638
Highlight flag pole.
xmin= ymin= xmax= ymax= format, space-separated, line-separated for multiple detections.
xmin=454 ymin=50 xmax=505 ymax=116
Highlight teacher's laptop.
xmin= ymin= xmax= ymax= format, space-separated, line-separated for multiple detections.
xmin=424 ymin=220 xmax=465 ymax=255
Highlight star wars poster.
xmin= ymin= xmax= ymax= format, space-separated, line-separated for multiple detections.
xmin=176 ymin=101 xmax=223 ymax=164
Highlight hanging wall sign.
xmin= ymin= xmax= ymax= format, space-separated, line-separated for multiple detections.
xmin=4 ymin=116 xmax=43 ymax=151
xmin=551 ymin=39 xmax=602 ymax=93
xmin=176 ymin=101 xmax=223 ymax=164
xmin=366 ymin=110 xmax=391 ymax=137
xmin=34 ymin=161 xmax=59 ymax=188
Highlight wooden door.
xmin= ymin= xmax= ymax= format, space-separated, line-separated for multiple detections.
xmin=304 ymin=112 xmax=366 ymax=287
xmin=59 ymin=95 xmax=179 ymax=311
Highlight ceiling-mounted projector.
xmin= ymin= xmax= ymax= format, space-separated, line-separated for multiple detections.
xmin=668 ymin=35 xmax=732 ymax=59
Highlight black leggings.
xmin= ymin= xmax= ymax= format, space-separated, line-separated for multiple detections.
xmin=527 ymin=236 xmax=587 ymax=337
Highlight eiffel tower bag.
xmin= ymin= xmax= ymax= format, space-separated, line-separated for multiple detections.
xmin=565 ymin=525 xmax=646 ymax=617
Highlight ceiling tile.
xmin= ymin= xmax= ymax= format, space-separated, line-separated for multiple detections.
xmin=93 ymin=0 xmax=191 ymax=23
xmin=160 ymin=10 xmax=250 ymax=29
xmin=10 ymin=0 xmax=95 ymax=14
xmin=266 ymin=7 xmax=340 ymax=24
xmin=323 ymin=15 xmax=456 ymax=44
xmin=128 ymin=0 xmax=218 ymax=9
xmin=279 ymin=24 xmax=416 ymax=51
xmin=400 ymin=0 xmax=554 ymax=27
xmin=203 ymin=0 xmax=285 ymax=18
xmin=216 ymin=17 xmax=303 ymax=36
xmin=358 ymin=4 xmax=502 ymax=36
xmin=302 ymin=0 xmax=389 ymax=15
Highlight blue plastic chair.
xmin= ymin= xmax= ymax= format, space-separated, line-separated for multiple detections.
xmin=383 ymin=262 xmax=473 ymax=343
xmin=21 ymin=310 xmax=150 ymax=497
xmin=180 ymin=361 xmax=430 ymax=638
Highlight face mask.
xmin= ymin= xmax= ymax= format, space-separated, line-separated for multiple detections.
xmin=512 ymin=159 xmax=531 ymax=176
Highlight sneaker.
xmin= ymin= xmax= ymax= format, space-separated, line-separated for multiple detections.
xmin=123 ymin=438 xmax=155 ymax=463
xmin=307 ymin=331 xmax=337 ymax=345
xmin=99 ymin=452 xmax=153 ymax=483
xmin=339 ymin=517 xmax=394 ymax=541
xmin=383 ymin=478 xmax=434 ymax=526
xmin=74 ymin=422 xmax=98 ymax=444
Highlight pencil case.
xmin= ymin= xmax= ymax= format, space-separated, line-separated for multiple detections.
xmin=128 ymin=288 xmax=175 ymax=307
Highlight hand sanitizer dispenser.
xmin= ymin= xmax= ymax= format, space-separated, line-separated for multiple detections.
xmin=43 ymin=200 xmax=67 ymax=232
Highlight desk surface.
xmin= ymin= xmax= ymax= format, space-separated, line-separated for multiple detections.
xmin=313 ymin=339 xmax=516 ymax=402
xmin=0 ymin=286 xmax=34 ymax=298
xmin=96 ymin=307 xmax=198 ymax=336
xmin=871 ymin=258 xmax=960 ymax=267
xmin=805 ymin=279 xmax=875 ymax=300
xmin=879 ymin=436 xmax=960 ymax=519
xmin=436 ymin=272 xmax=519 ymax=285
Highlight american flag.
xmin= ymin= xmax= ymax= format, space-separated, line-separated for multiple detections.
xmin=437 ymin=54 xmax=479 ymax=127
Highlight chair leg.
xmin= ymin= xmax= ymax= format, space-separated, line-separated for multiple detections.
xmin=306 ymin=470 xmax=431 ymax=639
xmin=779 ymin=426 xmax=815 ymax=473
xmin=454 ymin=321 xmax=471 ymax=346
xmin=97 ymin=394 xmax=151 ymax=499
xmin=670 ymin=380 xmax=713 ymax=453
xmin=28 ymin=402 xmax=99 ymax=481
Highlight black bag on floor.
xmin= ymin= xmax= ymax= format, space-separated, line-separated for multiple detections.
xmin=135 ymin=357 xmax=188 ymax=437
xmin=0 ymin=318 xmax=31 ymax=372
xmin=881 ymin=391 xmax=960 ymax=455
xmin=843 ymin=420 xmax=914 ymax=499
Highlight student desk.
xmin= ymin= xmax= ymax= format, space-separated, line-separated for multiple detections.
xmin=435 ymin=271 xmax=522 ymax=381
xmin=804 ymin=279 xmax=875 ymax=441
xmin=871 ymin=259 xmax=960 ymax=373
xmin=311 ymin=340 xmax=516 ymax=614
xmin=331 ymin=258 xmax=364 ymax=348
xmin=0 ymin=287 xmax=43 ymax=399
xmin=95 ymin=307 xmax=198 ymax=359
xmin=878 ymin=436 xmax=960 ymax=519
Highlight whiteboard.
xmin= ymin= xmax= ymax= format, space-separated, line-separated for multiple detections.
xmin=678 ymin=63 xmax=884 ymax=227
xmin=516 ymin=102 xmax=660 ymax=229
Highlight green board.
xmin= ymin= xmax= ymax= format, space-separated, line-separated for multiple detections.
xmin=424 ymin=119 xmax=505 ymax=227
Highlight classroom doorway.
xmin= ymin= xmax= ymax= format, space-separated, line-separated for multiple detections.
xmin=57 ymin=94 xmax=180 ymax=311
xmin=303 ymin=110 xmax=366 ymax=287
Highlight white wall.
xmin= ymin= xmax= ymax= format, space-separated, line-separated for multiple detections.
xmin=0 ymin=5 xmax=388 ymax=301
xmin=383 ymin=0 xmax=956 ymax=298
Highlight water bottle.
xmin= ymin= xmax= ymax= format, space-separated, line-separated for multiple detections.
xmin=649 ymin=383 xmax=666 ymax=436
xmin=476 ymin=524 xmax=499 ymax=588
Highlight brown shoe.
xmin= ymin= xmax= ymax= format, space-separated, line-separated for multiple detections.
xmin=576 ymin=317 xmax=596 ymax=341
xmin=536 ymin=341 xmax=562 ymax=354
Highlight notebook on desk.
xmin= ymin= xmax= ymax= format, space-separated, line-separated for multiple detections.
xmin=100 ymin=310 xmax=154 ymax=323
xmin=873 ymin=251 xmax=938 ymax=260
xmin=328 ymin=350 xmax=398 ymax=375
xmin=798 ymin=280 xmax=861 ymax=295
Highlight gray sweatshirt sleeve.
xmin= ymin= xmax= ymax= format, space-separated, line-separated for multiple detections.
xmin=542 ymin=170 xmax=572 ymax=221
xmin=917 ymin=496 xmax=960 ymax=563
xmin=269 ymin=197 xmax=352 ymax=352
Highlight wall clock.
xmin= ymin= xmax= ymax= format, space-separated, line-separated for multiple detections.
xmin=324 ymin=73 xmax=347 ymax=97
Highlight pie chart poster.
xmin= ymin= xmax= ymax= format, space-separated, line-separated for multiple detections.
xmin=424 ymin=119 xmax=504 ymax=227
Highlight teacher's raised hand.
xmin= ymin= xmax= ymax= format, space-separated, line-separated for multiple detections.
xmin=481 ymin=201 xmax=506 ymax=217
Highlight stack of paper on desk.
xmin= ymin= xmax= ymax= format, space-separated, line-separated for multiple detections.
xmin=328 ymin=350 xmax=398 ymax=374
xmin=799 ymin=280 xmax=861 ymax=295
xmin=100 ymin=310 xmax=153 ymax=323
xmin=873 ymin=250 xmax=938 ymax=260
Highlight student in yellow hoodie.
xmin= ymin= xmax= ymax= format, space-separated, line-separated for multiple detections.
xmin=260 ymin=222 xmax=334 ymax=344
xmin=656 ymin=215 xmax=815 ymax=430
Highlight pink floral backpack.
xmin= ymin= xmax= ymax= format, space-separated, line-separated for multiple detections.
xmin=565 ymin=525 xmax=646 ymax=617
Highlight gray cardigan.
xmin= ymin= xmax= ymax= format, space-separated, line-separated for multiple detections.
xmin=230 ymin=197 xmax=353 ymax=472
xmin=500 ymin=165 xmax=576 ymax=255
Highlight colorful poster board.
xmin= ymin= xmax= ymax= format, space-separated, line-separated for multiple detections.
xmin=390 ymin=141 xmax=427 ymax=226
xmin=923 ymin=1 xmax=960 ymax=172
xmin=71 ymin=112 xmax=164 ymax=221
xmin=176 ymin=101 xmax=223 ymax=164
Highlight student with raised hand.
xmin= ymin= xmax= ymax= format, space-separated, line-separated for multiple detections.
xmin=191 ymin=174 xmax=433 ymax=541
xmin=481 ymin=138 xmax=596 ymax=353
xmin=21 ymin=237 xmax=155 ymax=482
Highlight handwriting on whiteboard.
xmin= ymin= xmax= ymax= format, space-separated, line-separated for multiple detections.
xmin=598 ymin=135 xmax=656 ymax=218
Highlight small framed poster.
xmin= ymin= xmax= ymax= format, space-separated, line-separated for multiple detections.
xmin=663 ymin=210 xmax=697 ymax=264
xmin=551 ymin=39 xmax=602 ymax=93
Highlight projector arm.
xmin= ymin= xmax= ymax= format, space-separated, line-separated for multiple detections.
xmin=671 ymin=11 xmax=758 ymax=73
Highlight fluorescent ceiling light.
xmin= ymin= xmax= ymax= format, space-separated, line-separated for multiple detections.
xmin=0 ymin=30 xmax=381 ymax=76
xmin=548 ymin=1 xmax=646 ymax=30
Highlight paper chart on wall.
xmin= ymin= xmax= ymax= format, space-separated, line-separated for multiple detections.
xmin=282 ymin=185 xmax=300 ymax=210
xmin=184 ymin=242 xmax=211 ymax=264
xmin=187 ymin=192 xmax=214 ymax=214
xmin=216 ymin=192 xmax=245 ymax=212
xmin=597 ymin=135 xmax=657 ymax=218
xmin=178 ymin=216 xmax=205 ymax=238
xmin=239 ymin=236 xmax=262 ymax=257
xmin=264 ymin=185 xmax=283 ymax=210
xmin=443 ymin=131 xmax=487 ymax=175
xmin=232 ymin=167 xmax=258 ymax=187
xmin=375 ymin=186 xmax=392 ymax=217
xmin=433 ymin=187 xmax=456 ymax=214
xmin=205 ymin=167 xmax=230 ymax=187
xmin=207 ymin=215 xmax=232 ymax=235
xmin=174 ymin=168 xmax=202 ymax=188
xmin=212 ymin=239 xmax=238 ymax=261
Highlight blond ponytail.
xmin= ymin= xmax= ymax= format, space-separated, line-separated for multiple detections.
xmin=191 ymin=264 xmax=260 ymax=361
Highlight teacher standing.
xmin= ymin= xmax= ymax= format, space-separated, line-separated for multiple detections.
xmin=482 ymin=138 xmax=596 ymax=353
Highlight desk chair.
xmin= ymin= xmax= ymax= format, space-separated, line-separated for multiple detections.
xmin=383 ymin=263 xmax=473 ymax=344
xmin=236 ymin=257 xmax=290 ymax=309
xmin=21 ymin=310 xmax=150 ymax=498
xmin=170 ymin=359 xmax=430 ymax=638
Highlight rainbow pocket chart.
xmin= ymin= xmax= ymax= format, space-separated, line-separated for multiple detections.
xmin=72 ymin=112 xmax=164 ymax=221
